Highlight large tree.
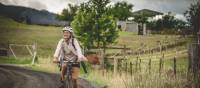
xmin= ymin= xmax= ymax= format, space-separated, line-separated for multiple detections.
xmin=71 ymin=0 xmax=118 ymax=49
xmin=185 ymin=0 xmax=200 ymax=35
xmin=72 ymin=0 xmax=118 ymax=69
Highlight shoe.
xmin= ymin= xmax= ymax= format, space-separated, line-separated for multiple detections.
xmin=59 ymin=85 xmax=64 ymax=88
xmin=59 ymin=81 xmax=65 ymax=88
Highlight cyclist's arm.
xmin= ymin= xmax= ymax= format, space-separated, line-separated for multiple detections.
xmin=73 ymin=38 xmax=88 ymax=62
xmin=53 ymin=39 xmax=63 ymax=63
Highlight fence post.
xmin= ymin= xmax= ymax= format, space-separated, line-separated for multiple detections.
xmin=139 ymin=59 xmax=142 ymax=72
xmin=149 ymin=58 xmax=151 ymax=73
xmin=135 ymin=56 xmax=138 ymax=72
xmin=117 ymin=59 xmax=121 ymax=76
xmin=159 ymin=56 xmax=162 ymax=75
xmin=114 ymin=58 xmax=118 ymax=75
xmin=32 ymin=42 xmax=37 ymax=65
xmin=125 ymin=62 xmax=127 ymax=74
xmin=130 ymin=62 xmax=133 ymax=75
xmin=7 ymin=41 xmax=9 ymax=58
xmin=173 ymin=57 xmax=177 ymax=77
xmin=9 ymin=44 xmax=17 ymax=59
xmin=123 ymin=45 xmax=126 ymax=58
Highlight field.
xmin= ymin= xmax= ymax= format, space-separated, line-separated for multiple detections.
xmin=0 ymin=16 xmax=190 ymax=88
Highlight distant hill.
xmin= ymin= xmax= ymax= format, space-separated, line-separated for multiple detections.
xmin=0 ymin=3 xmax=68 ymax=26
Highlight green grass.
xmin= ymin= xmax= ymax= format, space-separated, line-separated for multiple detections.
xmin=0 ymin=16 xmax=62 ymax=56
xmin=0 ymin=16 xmax=185 ymax=57
xmin=0 ymin=56 xmax=32 ymax=64
xmin=84 ymin=56 xmax=188 ymax=88
xmin=115 ymin=31 xmax=180 ymax=49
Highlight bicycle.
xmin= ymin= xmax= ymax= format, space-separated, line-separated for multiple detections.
xmin=58 ymin=60 xmax=75 ymax=88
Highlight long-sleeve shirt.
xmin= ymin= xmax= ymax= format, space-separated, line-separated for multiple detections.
xmin=53 ymin=38 xmax=87 ymax=62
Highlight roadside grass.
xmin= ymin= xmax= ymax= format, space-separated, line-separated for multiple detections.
xmin=85 ymin=56 xmax=188 ymax=88
xmin=0 ymin=56 xmax=32 ymax=64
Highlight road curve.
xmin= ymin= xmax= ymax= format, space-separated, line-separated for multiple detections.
xmin=0 ymin=65 xmax=98 ymax=88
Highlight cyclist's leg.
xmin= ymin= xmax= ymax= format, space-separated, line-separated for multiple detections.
xmin=72 ymin=67 xmax=79 ymax=88
xmin=60 ymin=63 xmax=67 ymax=88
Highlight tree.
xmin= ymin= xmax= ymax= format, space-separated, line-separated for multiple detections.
xmin=174 ymin=19 xmax=186 ymax=30
xmin=148 ymin=12 xmax=186 ymax=32
xmin=185 ymin=0 xmax=200 ymax=35
xmin=71 ymin=0 xmax=118 ymax=49
xmin=72 ymin=0 xmax=118 ymax=69
xmin=57 ymin=4 xmax=79 ymax=21
xmin=161 ymin=12 xmax=176 ymax=29
xmin=109 ymin=1 xmax=133 ymax=20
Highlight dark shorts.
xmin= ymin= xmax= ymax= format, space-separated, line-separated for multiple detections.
xmin=71 ymin=62 xmax=80 ymax=68
xmin=61 ymin=62 xmax=80 ymax=68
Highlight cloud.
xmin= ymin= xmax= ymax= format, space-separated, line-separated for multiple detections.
xmin=125 ymin=0 xmax=195 ymax=14
xmin=0 ymin=0 xmax=89 ymax=13
xmin=27 ymin=0 xmax=47 ymax=10
xmin=0 ymin=0 xmax=47 ymax=10
xmin=0 ymin=0 xmax=196 ymax=15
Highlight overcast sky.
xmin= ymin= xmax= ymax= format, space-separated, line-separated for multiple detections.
xmin=0 ymin=0 xmax=197 ymax=21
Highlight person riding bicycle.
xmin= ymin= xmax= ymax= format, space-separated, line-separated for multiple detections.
xmin=53 ymin=26 xmax=95 ymax=88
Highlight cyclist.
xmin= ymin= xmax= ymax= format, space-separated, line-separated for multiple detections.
xmin=53 ymin=26 xmax=96 ymax=88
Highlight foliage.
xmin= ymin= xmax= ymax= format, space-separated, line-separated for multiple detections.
xmin=185 ymin=0 xmax=200 ymax=34
xmin=148 ymin=12 xmax=186 ymax=32
xmin=109 ymin=1 xmax=133 ymax=21
xmin=57 ymin=4 xmax=79 ymax=21
xmin=71 ymin=0 xmax=118 ymax=49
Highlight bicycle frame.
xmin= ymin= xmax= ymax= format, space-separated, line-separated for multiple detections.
xmin=65 ymin=62 xmax=73 ymax=88
xmin=59 ymin=60 xmax=74 ymax=88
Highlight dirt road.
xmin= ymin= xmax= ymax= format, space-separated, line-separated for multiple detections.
xmin=0 ymin=65 xmax=98 ymax=88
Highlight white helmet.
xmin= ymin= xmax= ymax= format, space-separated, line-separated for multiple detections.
xmin=62 ymin=26 xmax=73 ymax=33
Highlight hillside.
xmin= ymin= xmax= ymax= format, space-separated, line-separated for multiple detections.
xmin=0 ymin=3 xmax=68 ymax=26
xmin=0 ymin=16 xmax=187 ymax=57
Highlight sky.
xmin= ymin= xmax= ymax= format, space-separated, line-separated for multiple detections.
xmin=0 ymin=0 xmax=198 ymax=21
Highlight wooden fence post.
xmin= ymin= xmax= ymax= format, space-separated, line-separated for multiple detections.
xmin=173 ymin=57 xmax=177 ymax=77
xmin=139 ymin=59 xmax=142 ymax=72
xmin=114 ymin=58 xmax=118 ymax=75
xmin=135 ymin=56 xmax=138 ymax=72
xmin=125 ymin=62 xmax=127 ymax=74
xmin=9 ymin=44 xmax=17 ymax=59
xmin=119 ymin=60 xmax=122 ymax=76
xmin=159 ymin=55 xmax=163 ymax=75
xmin=7 ymin=41 xmax=9 ymax=58
xmin=149 ymin=58 xmax=151 ymax=73
xmin=32 ymin=42 xmax=37 ymax=65
xmin=130 ymin=62 xmax=133 ymax=75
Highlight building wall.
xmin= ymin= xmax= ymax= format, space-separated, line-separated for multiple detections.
xmin=126 ymin=21 xmax=138 ymax=32
xmin=117 ymin=21 xmax=138 ymax=32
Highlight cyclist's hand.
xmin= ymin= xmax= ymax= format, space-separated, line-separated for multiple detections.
xmin=53 ymin=58 xmax=59 ymax=63
xmin=77 ymin=55 xmax=88 ymax=62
